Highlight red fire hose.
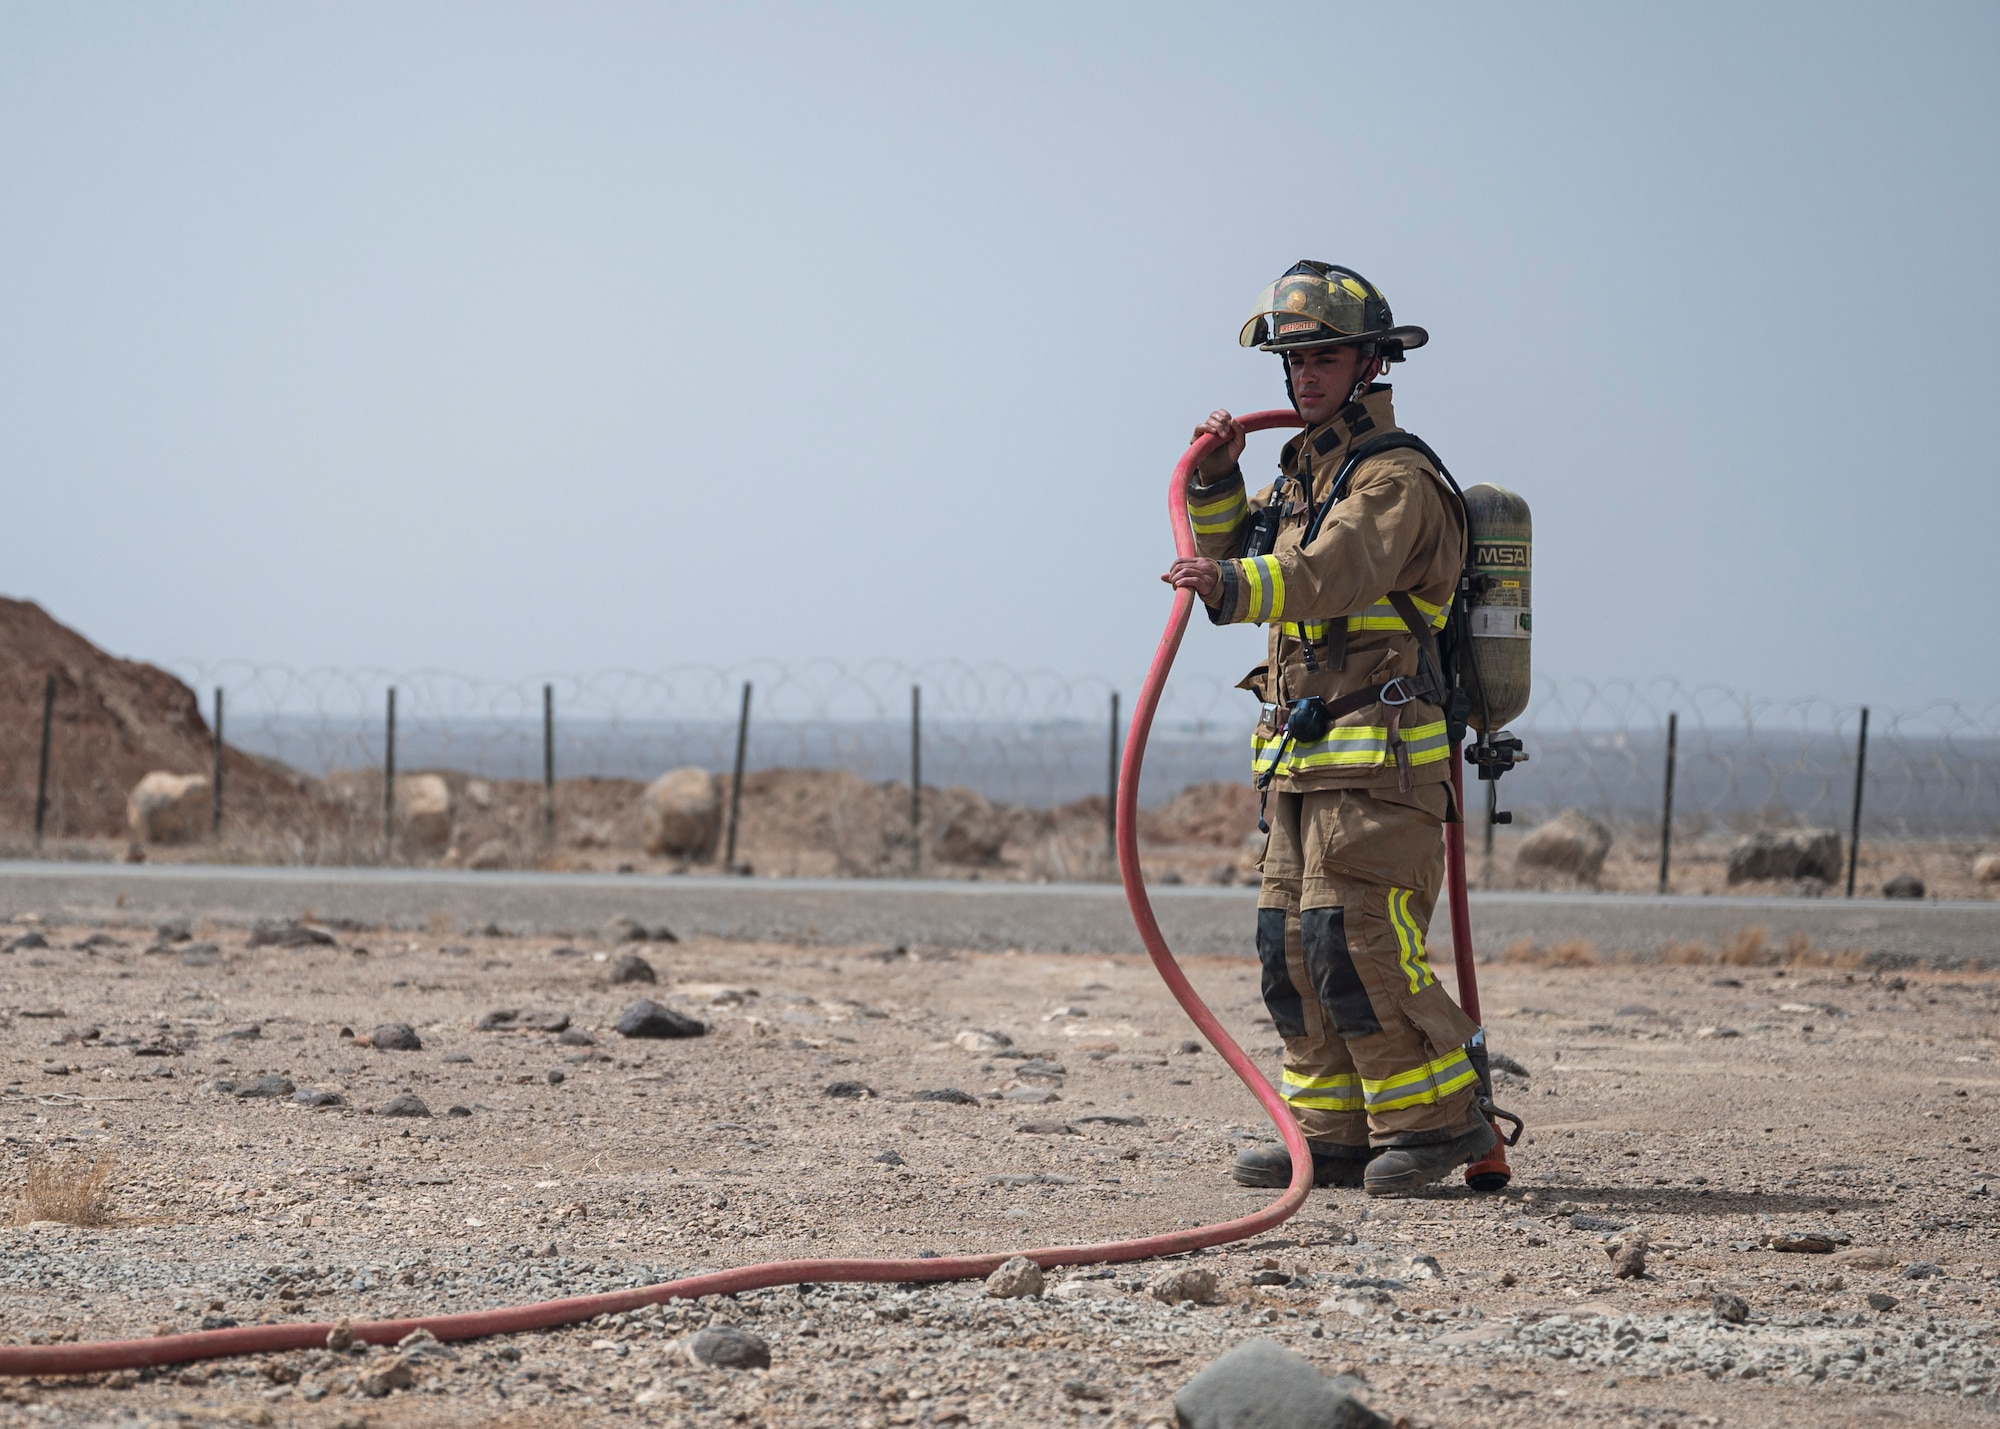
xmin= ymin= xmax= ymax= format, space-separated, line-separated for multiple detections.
xmin=0 ymin=415 xmax=1316 ymax=1379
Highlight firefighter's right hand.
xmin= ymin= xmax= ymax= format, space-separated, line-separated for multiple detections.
xmin=1191 ymin=410 xmax=1247 ymax=479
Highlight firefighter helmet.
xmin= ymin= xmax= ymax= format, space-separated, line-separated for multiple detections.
xmin=1239 ymin=261 xmax=1428 ymax=361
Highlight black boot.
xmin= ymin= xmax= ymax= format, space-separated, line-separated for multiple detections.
xmin=1362 ymin=1118 xmax=1497 ymax=1197
xmin=1230 ymin=1140 xmax=1375 ymax=1189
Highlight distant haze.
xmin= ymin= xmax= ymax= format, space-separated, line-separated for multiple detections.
xmin=4 ymin=4 xmax=1995 ymax=705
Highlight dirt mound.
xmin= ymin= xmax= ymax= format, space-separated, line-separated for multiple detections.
xmin=0 ymin=598 xmax=306 ymax=839
xmin=1139 ymin=780 xmax=1259 ymax=847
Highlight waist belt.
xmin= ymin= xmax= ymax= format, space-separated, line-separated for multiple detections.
xmin=1258 ymin=673 xmax=1436 ymax=735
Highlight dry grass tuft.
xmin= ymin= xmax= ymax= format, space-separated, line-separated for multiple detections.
xmin=14 ymin=1149 xmax=121 ymax=1227
xmin=1502 ymin=936 xmax=1598 ymax=967
xmin=1720 ymin=925 xmax=1770 ymax=965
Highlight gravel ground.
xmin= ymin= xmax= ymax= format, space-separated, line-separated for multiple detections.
xmin=4 ymin=909 xmax=2000 ymax=1427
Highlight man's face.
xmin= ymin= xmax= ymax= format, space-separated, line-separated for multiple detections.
xmin=1285 ymin=345 xmax=1369 ymax=425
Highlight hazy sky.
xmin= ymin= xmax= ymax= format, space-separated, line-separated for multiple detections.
xmin=5 ymin=3 xmax=1995 ymax=707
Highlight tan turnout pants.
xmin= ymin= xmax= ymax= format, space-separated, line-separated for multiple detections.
xmin=1257 ymin=783 xmax=1481 ymax=1147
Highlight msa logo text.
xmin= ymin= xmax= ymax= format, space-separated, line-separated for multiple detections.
xmin=1474 ymin=542 xmax=1529 ymax=570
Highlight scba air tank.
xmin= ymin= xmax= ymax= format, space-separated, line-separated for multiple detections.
xmin=1459 ymin=484 xmax=1532 ymax=732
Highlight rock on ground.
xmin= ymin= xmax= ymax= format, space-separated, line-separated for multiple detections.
xmin=126 ymin=772 xmax=211 ymax=845
xmin=368 ymin=1021 xmax=422 ymax=1051
xmin=615 ymin=998 xmax=705 ymax=1039
xmin=476 ymin=1009 xmax=570 ymax=1032
xmin=608 ymin=953 xmax=657 ymax=984
xmin=246 ymin=919 xmax=335 ymax=948
xmin=1977 ymin=852 xmax=2000 ymax=883
xmin=1148 ymin=1265 xmax=1220 ymax=1305
xmin=1173 ymin=1339 xmax=1389 ymax=1429
xmin=984 ymin=1256 xmax=1044 ymax=1299
xmin=376 ymin=1093 xmax=430 ymax=1117
xmin=1882 ymin=873 xmax=1925 ymax=899
xmin=643 ymin=767 xmax=721 ymax=858
xmin=676 ymin=1325 xmax=770 ymax=1369
xmin=1727 ymin=828 xmax=1842 ymax=884
xmin=466 ymin=838 xmax=509 ymax=871
xmin=1514 ymin=808 xmax=1613 ymax=883
xmin=395 ymin=773 xmax=454 ymax=854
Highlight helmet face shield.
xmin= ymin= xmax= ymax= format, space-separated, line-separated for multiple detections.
xmin=1239 ymin=270 xmax=1375 ymax=349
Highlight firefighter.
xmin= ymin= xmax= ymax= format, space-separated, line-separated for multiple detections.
xmin=1161 ymin=261 xmax=1494 ymax=1196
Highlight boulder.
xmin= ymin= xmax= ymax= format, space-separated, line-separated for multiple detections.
xmin=1727 ymin=828 xmax=1842 ymax=884
xmin=608 ymin=953 xmax=657 ymax=984
xmin=933 ymin=790 xmax=1007 ymax=866
xmin=1514 ymin=808 xmax=1613 ymax=883
xmin=1882 ymin=874 xmax=1925 ymax=900
xmin=1976 ymin=853 xmax=2000 ymax=885
xmin=642 ymin=767 xmax=721 ymax=858
xmin=984 ymin=1257 xmax=1044 ymax=1299
xmin=126 ymin=772 xmax=211 ymax=844
xmin=1173 ymin=1340 xmax=1389 ymax=1429
xmin=395 ymin=774 xmax=454 ymax=854
xmin=466 ymin=839 xmax=508 ymax=871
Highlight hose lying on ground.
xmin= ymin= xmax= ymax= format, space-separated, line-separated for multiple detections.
xmin=0 ymin=412 xmax=1308 ymax=1379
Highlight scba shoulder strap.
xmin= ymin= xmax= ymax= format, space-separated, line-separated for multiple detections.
xmin=1294 ymin=430 xmax=1474 ymax=754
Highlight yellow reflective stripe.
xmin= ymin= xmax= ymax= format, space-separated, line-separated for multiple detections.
xmin=1345 ymin=594 xmax=1453 ymax=632
xmin=1187 ymin=489 xmax=1248 ymax=535
xmin=1250 ymin=720 xmax=1452 ymax=775
xmin=1346 ymin=600 xmax=1407 ymax=632
xmin=1261 ymin=557 xmax=1286 ymax=621
xmin=1280 ymin=1068 xmax=1362 ymax=1111
xmin=1360 ymin=1048 xmax=1478 ymax=1112
xmin=1279 ymin=620 xmax=1331 ymax=640
xmin=1239 ymin=558 xmax=1265 ymax=622
xmin=1386 ymin=887 xmax=1435 ymax=995
xmin=1233 ymin=556 xmax=1286 ymax=623
xmin=1408 ymin=592 xmax=1452 ymax=630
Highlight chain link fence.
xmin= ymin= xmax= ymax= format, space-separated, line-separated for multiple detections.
xmin=8 ymin=657 xmax=1999 ymax=881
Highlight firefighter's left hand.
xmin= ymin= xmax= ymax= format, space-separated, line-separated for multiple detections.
xmin=1161 ymin=557 xmax=1219 ymax=598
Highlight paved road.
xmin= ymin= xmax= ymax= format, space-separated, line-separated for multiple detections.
xmin=2 ymin=861 xmax=1994 ymax=968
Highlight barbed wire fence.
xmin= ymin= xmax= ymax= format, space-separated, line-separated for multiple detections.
xmin=11 ymin=658 xmax=2000 ymax=880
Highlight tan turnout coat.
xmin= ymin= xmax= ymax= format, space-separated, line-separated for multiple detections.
xmin=1187 ymin=385 xmax=1464 ymax=795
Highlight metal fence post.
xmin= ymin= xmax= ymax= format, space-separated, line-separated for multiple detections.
xmin=910 ymin=685 xmax=923 ymax=875
xmin=383 ymin=686 xmax=398 ymax=863
xmin=723 ymin=681 xmax=752 ymax=872
xmin=542 ymin=683 xmax=556 ymax=847
xmin=33 ymin=673 xmax=55 ymax=850
xmin=1846 ymin=705 xmax=1869 ymax=898
xmin=1657 ymin=710 xmax=1678 ymax=894
xmin=1106 ymin=691 xmax=1120 ymax=873
xmin=212 ymin=687 xmax=226 ymax=839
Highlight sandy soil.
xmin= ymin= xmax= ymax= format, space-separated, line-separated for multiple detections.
xmin=4 ymin=911 xmax=2000 ymax=1427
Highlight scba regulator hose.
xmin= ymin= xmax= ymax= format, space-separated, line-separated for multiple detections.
xmin=0 ymin=413 xmax=1312 ymax=1379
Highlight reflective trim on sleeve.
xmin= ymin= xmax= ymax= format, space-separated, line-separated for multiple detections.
xmin=1233 ymin=555 xmax=1287 ymax=624
xmin=1280 ymin=1067 xmax=1363 ymax=1113
xmin=1360 ymin=1047 xmax=1478 ymax=1113
xmin=1278 ymin=619 xmax=1333 ymax=641
xmin=1386 ymin=887 xmax=1437 ymax=995
xmin=1187 ymin=487 xmax=1249 ymax=536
